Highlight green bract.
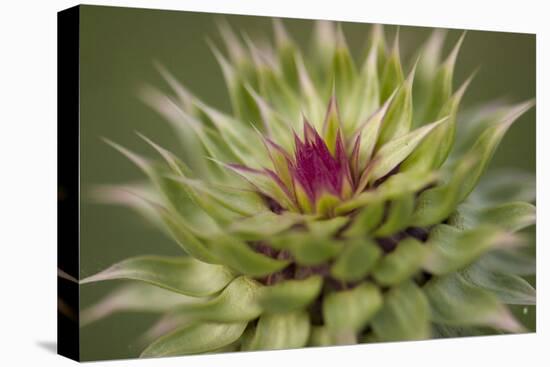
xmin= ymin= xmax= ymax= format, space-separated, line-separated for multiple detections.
xmin=82 ymin=20 xmax=536 ymax=356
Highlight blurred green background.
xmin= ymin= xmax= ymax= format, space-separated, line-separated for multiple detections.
xmin=78 ymin=5 xmax=535 ymax=360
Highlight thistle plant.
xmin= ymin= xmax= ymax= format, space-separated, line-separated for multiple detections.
xmin=82 ymin=20 xmax=536 ymax=357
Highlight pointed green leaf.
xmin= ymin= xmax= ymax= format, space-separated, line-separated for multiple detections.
xmin=462 ymin=263 xmax=536 ymax=305
xmin=210 ymin=45 xmax=262 ymax=130
xmin=258 ymin=276 xmax=323 ymax=313
xmin=402 ymin=76 xmax=472 ymax=172
xmin=377 ymin=59 xmax=415 ymax=147
xmin=138 ymin=85 xmax=208 ymax=177
xmin=373 ymin=238 xmax=428 ymax=286
xmin=312 ymin=20 xmax=336 ymax=78
xmin=370 ymin=24 xmax=387 ymax=75
xmin=423 ymin=225 xmax=516 ymax=275
xmin=371 ymin=281 xmax=430 ymax=341
xmin=167 ymin=176 xmax=263 ymax=218
xmin=351 ymin=94 xmax=394 ymax=173
xmin=331 ymin=239 xmax=382 ymax=281
xmin=90 ymin=183 xmax=165 ymax=231
xmin=273 ymin=19 xmax=299 ymax=90
xmin=245 ymin=85 xmax=295 ymax=150
xmin=80 ymin=256 xmax=235 ymax=297
xmin=243 ymin=311 xmax=310 ymax=350
xmin=295 ymin=53 xmax=326 ymax=129
xmin=80 ymin=283 xmax=197 ymax=326
xmin=194 ymin=100 xmax=267 ymax=166
xmin=380 ymin=32 xmax=404 ymax=102
xmin=141 ymin=322 xmax=247 ymax=357
xmin=371 ymin=117 xmax=446 ymax=181
xmin=256 ymin=63 xmax=301 ymax=121
xmin=477 ymin=248 xmax=536 ymax=276
xmin=456 ymin=100 xmax=535 ymax=203
xmin=470 ymin=169 xmax=536 ymax=206
xmin=411 ymin=156 xmax=476 ymax=227
xmin=449 ymin=202 xmax=536 ymax=233
xmin=223 ymin=163 xmax=296 ymax=211
xmin=155 ymin=205 xmax=220 ymax=263
xmin=323 ymin=284 xmax=382 ymax=333
xmin=424 ymin=273 xmax=524 ymax=332
xmin=344 ymin=41 xmax=380 ymax=133
xmin=322 ymin=95 xmax=343 ymax=155
xmin=413 ymin=29 xmax=446 ymax=123
xmin=333 ymin=25 xmax=357 ymax=104
xmin=422 ymin=32 xmax=465 ymax=123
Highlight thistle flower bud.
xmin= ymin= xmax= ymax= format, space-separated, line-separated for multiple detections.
xmin=82 ymin=19 xmax=536 ymax=357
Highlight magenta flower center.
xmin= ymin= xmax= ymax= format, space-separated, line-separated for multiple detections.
xmin=290 ymin=123 xmax=352 ymax=203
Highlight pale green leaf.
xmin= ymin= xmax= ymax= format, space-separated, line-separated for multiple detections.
xmin=80 ymin=256 xmax=235 ymax=297
xmin=81 ymin=283 xmax=197 ymax=326
xmin=243 ymin=311 xmax=310 ymax=350
xmin=258 ymin=276 xmax=323 ymax=313
xmin=402 ymin=75 xmax=472 ymax=172
xmin=332 ymin=25 xmax=357 ymax=106
xmin=376 ymin=59 xmax=415 ymax=147
xmin=306 ymin=216 xmax=349 ymax=237
xmin=167 ymin=276 xmax=263 ymax=322
xmin=373 ymin=193 xmax=414 ymax=237
xmin=337 ymin=170 xmax=437 ymax=214
xmin=455 ymin=100 xmax=535 ymax=203
xmin=476 ymin=248 xmax=536 ymax=276
xmin=228 ymin=211 xmax=303 ymax=240
xmin=323 ymin=284 xmax=382 ymax=333
xmin=449 ymin=202 xmax=536 ymax=233
xmin=380 ymin=32 xmax=404 ymax=102
xmin=272 ymin=233 xmax=340 ymax=266
xmin=273 ymin=19 xmax=299 ymax=90
xmin=411 ymin=157 xmax=475 ymax=227
xmin=350 ymin=94 xmax=394 ymax=175
xmin=155 ymin=205 xmax=220 ymax=263
xmin=462 ymin=263 xmax=536 ymax=305
xmin=371 ymin=117 xmax=446 ymax=181
xmin=373 ymin=238 xmax=428 ymax=286
xmin=209 ymin=235 xmax=290 ymax=277
xmin=343 ymin=200 xmax=385 ymax=237
xmin=469 ymin=169 xmax=536 ymax=206
xmin=422 ymin=32 xmax=465 ymax=123
xmin=371 ymin=281 xmax=430 ymax=341
xmin=344 ymin=40 xmax=380 ymax=133
xmin=424 ymin=273 xmax=524 ymax=332
xmin=308 ymin=326 xmax=333 ymax=346
xmin=331 ymin=239 xmax=381 ymax=282
xmin=322 ymin=94 xmax=343 ymax=155
xmin=413 ymin=29 xmax=446 ymax=123
xmin=141 ymin=322 xmax=247 ymax=357
xmin=423 ymin=225 xmax=515 ymax=275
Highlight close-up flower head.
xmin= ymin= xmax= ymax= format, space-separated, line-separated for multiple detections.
xmin=80 ymin=17 xmax=536 ymax=358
